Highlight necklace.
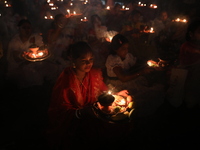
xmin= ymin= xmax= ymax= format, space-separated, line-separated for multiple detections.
xmin=76 ymin=76 xmax=87 ymax=89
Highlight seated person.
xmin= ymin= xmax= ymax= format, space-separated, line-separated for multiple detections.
xmin=105 ymin=3 xmax=124 ymax=32
xmin=105 ymin=34 xmax=165 ymax=117
xmin=148 ymin=10 xmax=172 ymax=58
xmin=87 ymin=14 xmax=108 ymax=42
xmin=6 ymin=19 xmax=59 ymax=88
xmin=120 ymin=9 xmax=146 ymax=38
xmin=47 ymin=13 xmax=74 ymax=68
xmin=177 ymin=19 xmax=200 ymax=109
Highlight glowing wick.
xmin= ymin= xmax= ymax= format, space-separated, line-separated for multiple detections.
xmin=118 ymin=99 xmax=126 ymax=106
xmin=37 ymin=52 xmax=44 ymax=56
xmin=176 ymin=18 xmax=180 ymax=22
xmin=108 ymin=91 xmax=112 ymax=95
xmin=147 ymin=61 xmax=152 ymax=66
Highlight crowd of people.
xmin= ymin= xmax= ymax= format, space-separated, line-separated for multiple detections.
xmin=1 ymin=0 xmax=200 ymax=149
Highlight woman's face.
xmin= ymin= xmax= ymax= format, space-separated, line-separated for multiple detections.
xmin=74 ymin=52 xmax=94 ymax=73
xmin=19 ymin=23 xmax=32 ymax=38
xmin=116 ymin=43 xmax=129 ymax=60
xmin=160 ymin=12 xmax=168 ymax=21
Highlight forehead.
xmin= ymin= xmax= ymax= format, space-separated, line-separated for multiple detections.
xmin=78 ymin=52 xmax=93 ymax=59
xmin=161 ymin=12 xmax=167 ymax=16
xmin=120 ymin=43 xmax=129 ymax=48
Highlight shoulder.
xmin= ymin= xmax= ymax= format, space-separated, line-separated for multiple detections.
xmin=127 ymin=53 xmax=134 ymax=57
xmin=126 ymin=53 xmax=136 ymax=59
xmin=10 ymin=34 xmax=20 ymax=41
xmin=107 ymin=54 xmax=120 ymax=60
xmin=90 ymin=67 xmax=103 ymax=75
xmin=180 ymin=41 xmax=193 ymax=51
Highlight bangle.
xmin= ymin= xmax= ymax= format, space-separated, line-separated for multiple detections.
xmin=75 ymin=109 xmax=81 ymax=119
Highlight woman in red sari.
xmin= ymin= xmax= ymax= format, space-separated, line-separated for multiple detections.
xmin=46 ymin=41 xmax=133 ymax=150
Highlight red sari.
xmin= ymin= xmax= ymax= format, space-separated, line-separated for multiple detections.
xmin=46 ymin=67 xmax=108 ymax=148
xmin=46 ymin=67 xmax=134 ymax=149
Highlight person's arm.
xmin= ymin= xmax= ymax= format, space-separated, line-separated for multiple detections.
xmin=113 ymin=66 xmax=140 ymax=82
xmin=113 ymin=65 xmax=155 ymax=82
xmin=47 ymin=25 xmax=62 ymax=44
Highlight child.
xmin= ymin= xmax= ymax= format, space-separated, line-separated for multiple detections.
xmin=105 ymin=34 xmax=165 ymax=117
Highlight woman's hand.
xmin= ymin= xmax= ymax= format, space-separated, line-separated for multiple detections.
xmin=116 ymin=90 xmax=133 ymax=102
xmin=116 ymin=90 xmax=129 ymax=97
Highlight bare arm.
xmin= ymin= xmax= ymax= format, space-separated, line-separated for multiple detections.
xmin=113 ymin=66 xmax=140 ymax=82
xmin=113 ymin=66 xmax=154 ymax=82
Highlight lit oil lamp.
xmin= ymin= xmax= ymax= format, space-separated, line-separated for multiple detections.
xmin=22 ymin=45 xmax=50 ymax=62
xmin=67 ymin=9 xmax=70 ymax=15
xmin=173 ymin=18 xmax=188 ymax=23
xmin=150 ymin=4 xmax=157 ymax=9
xmin=29 ymin=44 xmax=39 ymax=54
xmin=138 ymin=2 xmax=146 ymax=7
xmin=69 ymin=11 xmax=82 ymax=17
xmin=106 ymin=6 xmax=110 ymax=10
xmin=83 ymin=0 xmax=88 ymax=4
xmin=44 ymin=15 xmax=54 ymax=19
xmin=147 ymin=60 xmax=159 ymax=67
xmin=49 ymin=2 xmax=54 ymax=6
xmin=96 ymin=91 xmax=135 ymax=121
xmin=143 ymin=27 xmax=155 ymax=33
xmin=81 ymin=17 xmax=88 ymax=22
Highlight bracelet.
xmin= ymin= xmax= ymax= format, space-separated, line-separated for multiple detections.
xmin=75 ymin=109 xmax=81 ymax=119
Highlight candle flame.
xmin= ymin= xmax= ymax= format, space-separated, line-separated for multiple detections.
xmin=147 ymin=61 xmax=152 ymax=66
xmin=108 ymin=91 xmax=112 ymax=95
xmin=38 ymin=52 xmax=43 ymax=56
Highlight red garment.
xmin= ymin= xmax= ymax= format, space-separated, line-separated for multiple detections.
xmin=179 ymin=41 xmax=200 ymax=66
xmin=46 ymin=67 xmax=134 ymax=149
xmin=46 ymin=67 xmax=108 ymax=149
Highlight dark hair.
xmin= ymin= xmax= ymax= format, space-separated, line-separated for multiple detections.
xmin=110 ymin=34 xmax=129 ymax=55
xmin=67 ymin=41 xmax=93 ymax=60
xmin=98 ymin=93 xmax=114 ymax=106
xmin=130 ymin=9 xmax=142 ymax=17
xmin=185 ymin=19 xmax=200 ymax=41
xmin=90 ymin=14 xmax=102 ymax=25
xmin=17 ymin=19 xmax=31 ymax=27
xmin=114 ymin=3 xmax=121 ymax=9
xmin=54 ymin=13 xmax=65 ymax=21
xmin=51 ymin=13 xmax=66 ymax=29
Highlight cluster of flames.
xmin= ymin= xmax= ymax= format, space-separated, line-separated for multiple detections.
xmin=138 ymin=2 xmax=158 ymax=9
xmin=97 ymin=91 xmax=133 ymax=115
xmin=23 ymin=47 xmax=49 ymax=60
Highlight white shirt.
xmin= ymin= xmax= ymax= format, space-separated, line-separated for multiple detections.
xmin=7 ymin=33 xmax=44 ymax=72
xmin=105 ymin=53 xmax=137 ymax=77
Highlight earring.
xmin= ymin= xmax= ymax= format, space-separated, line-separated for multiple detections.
xmin=72 ymin=63 xmax=76 ymax=68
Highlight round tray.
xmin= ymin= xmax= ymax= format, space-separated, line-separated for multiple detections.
xmin=92 ymin=101 xmax=135 ymax=123
xmin=22 ymin=50 xmax=51 ymax=62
